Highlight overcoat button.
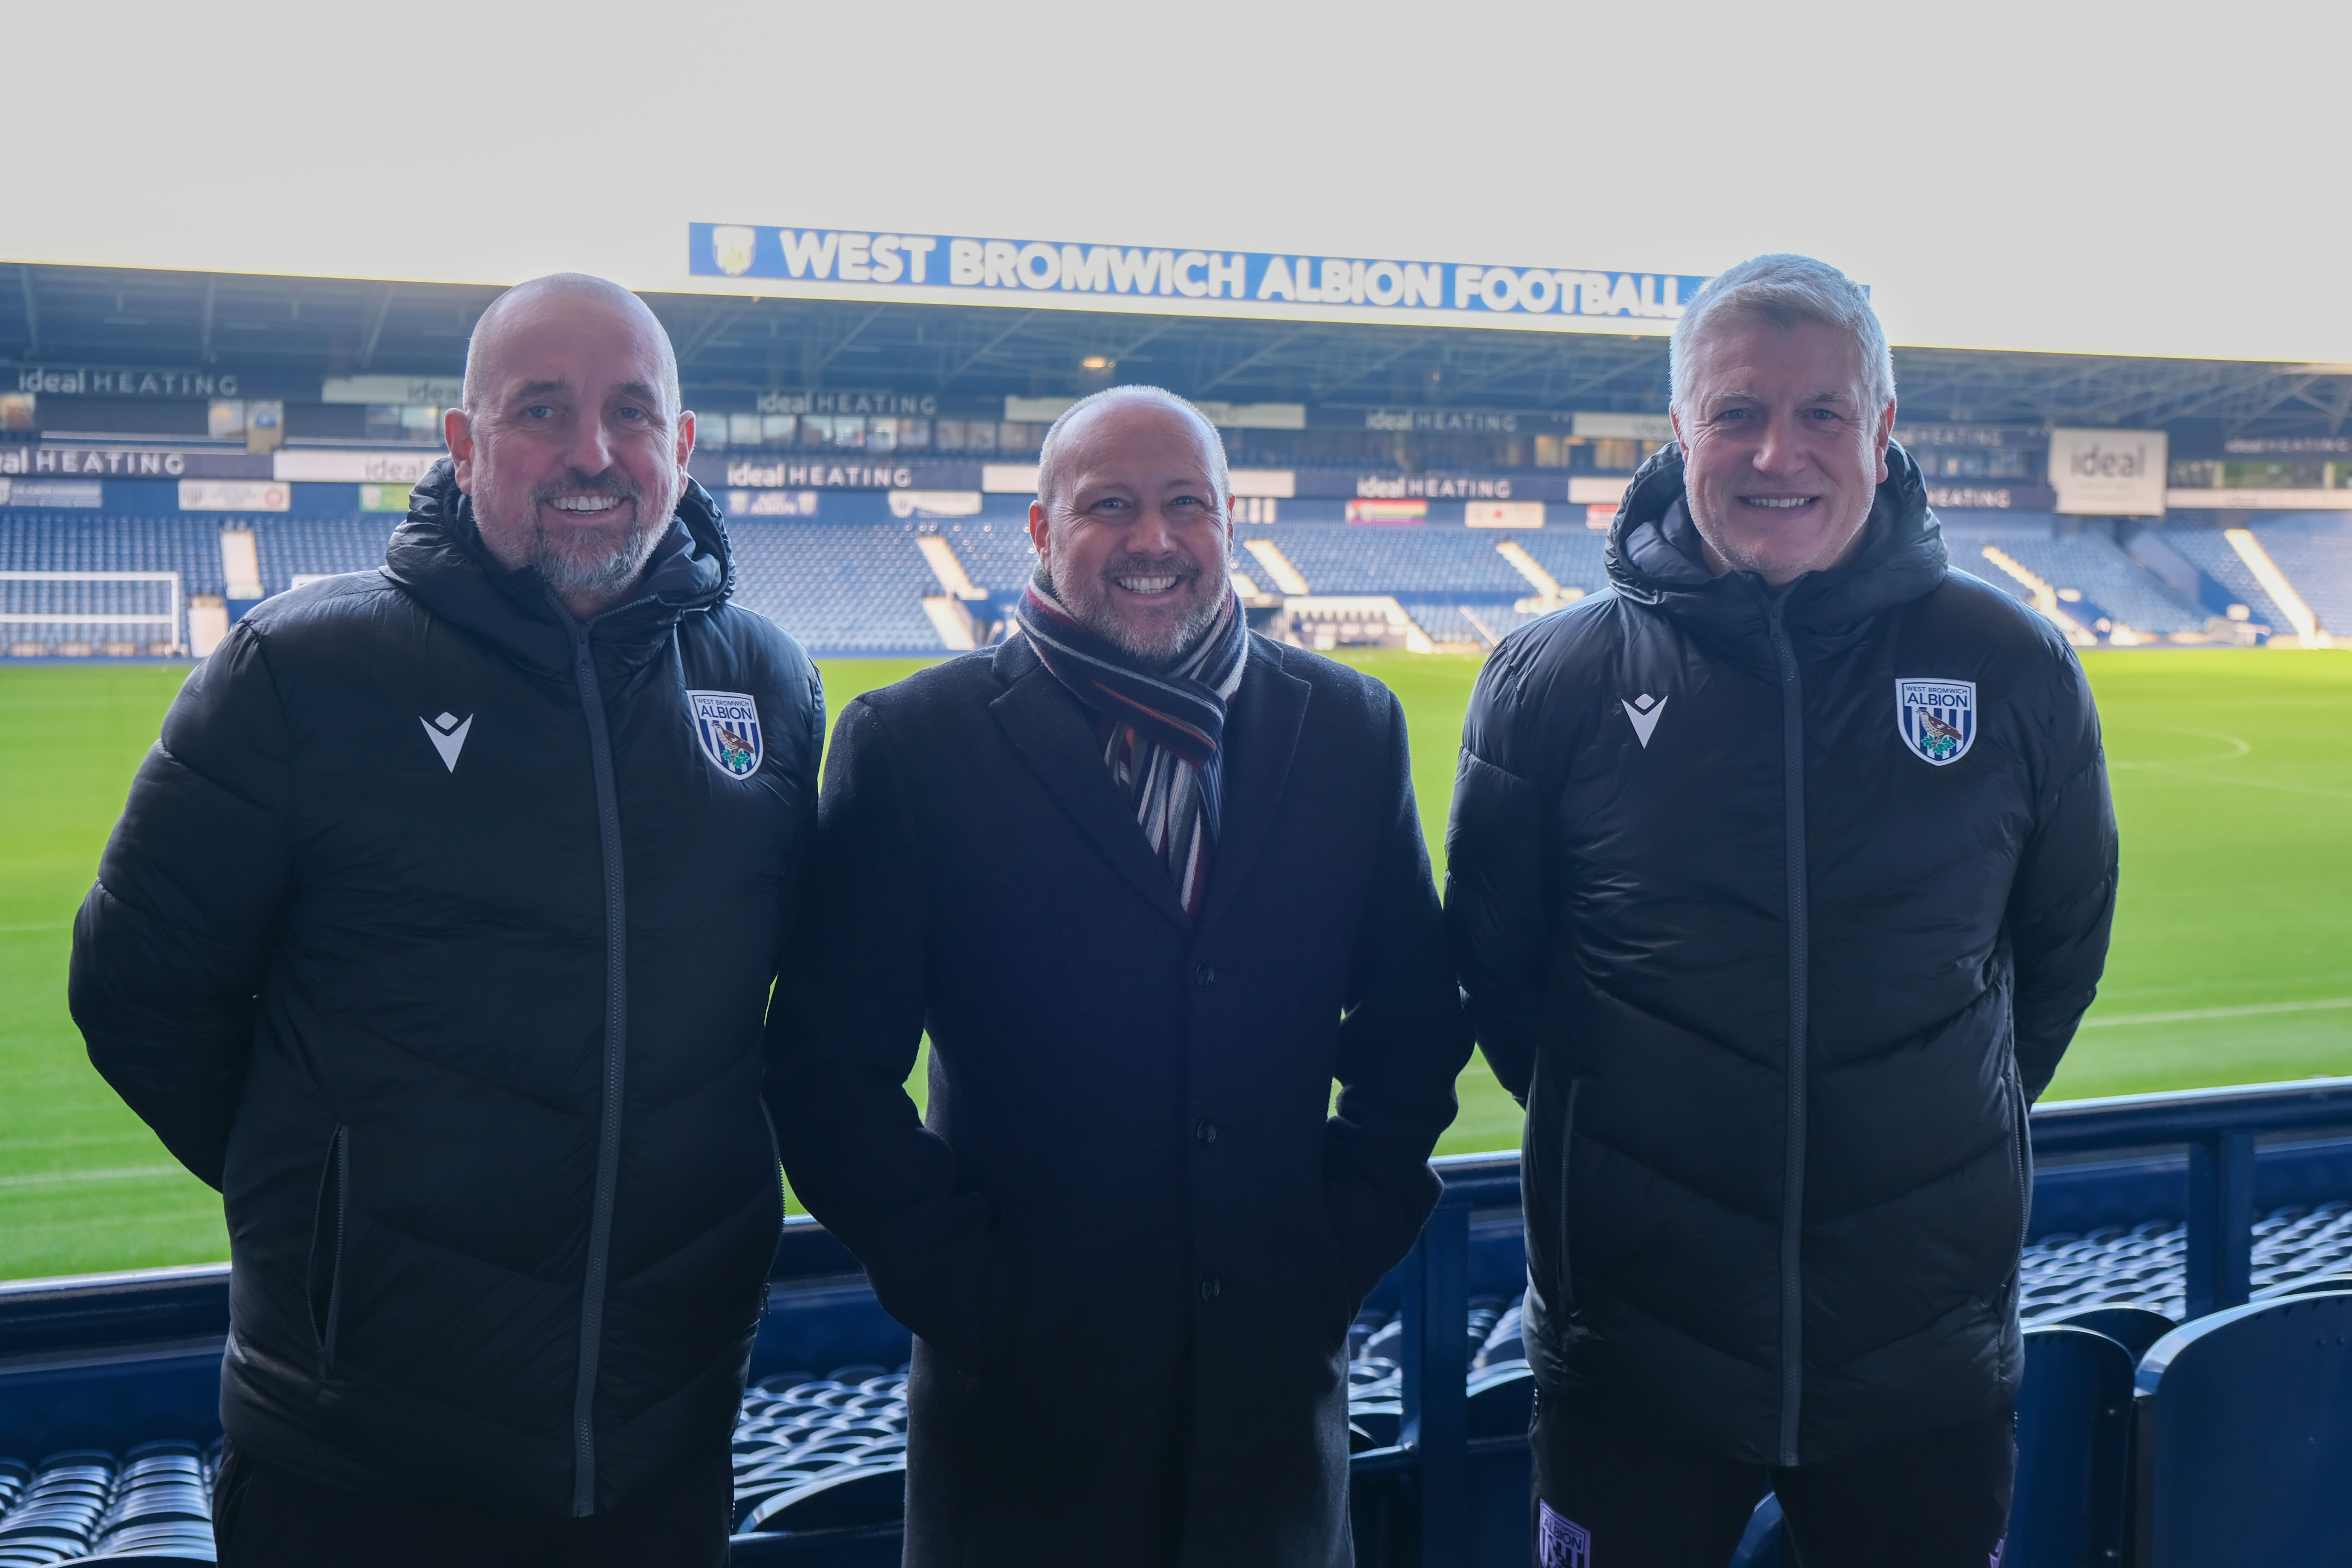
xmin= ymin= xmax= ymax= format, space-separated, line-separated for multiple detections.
xmin=1200 ymin=1275 xmax=1221 ymax=1302
xmin=1196 ymin=1121 xmax=1219 ymax=1145
xmin=1194 ymin=963 xmax=1216 ymax=988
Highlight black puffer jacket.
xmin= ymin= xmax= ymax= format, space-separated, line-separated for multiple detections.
xmin=69 ymin=462 xmax=822 ymax=1516
xmin=1445 ymin=443 xmax=2116 ymax=1466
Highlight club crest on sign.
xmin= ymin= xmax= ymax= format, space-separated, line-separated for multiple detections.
xmin=1896 ymin=677 xmax=1976 ymax=766
xmin=688 ymin=689 xmax=763 ymax=776
xmin=711 ymin=225 xmax=758 ymax=278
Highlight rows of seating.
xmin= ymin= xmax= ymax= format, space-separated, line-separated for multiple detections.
xmin=0 ymin=1441 xmax=216 ymax=1565
xmin=726 ymin=522 xmax=944 ymax=654
xmin=1951 ymin=530 xmax=2210 ymax=635
xmin=2248 ymin=519 xmax=2352 ymax=634
xmin=1271 ymin=527 xmax=1536 ymax=598
xmin=7 ymin=1186 xmax=2352 ymax=1565
xmin=0 ymin=511 xmax=2343 ymax=657
xmin=2162 ymin=530 xmax=2295 ymax=630
xmin=0 ymin=513 xmax=227 ymax=595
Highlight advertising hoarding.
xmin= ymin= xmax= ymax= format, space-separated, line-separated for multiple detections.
xmin=2047 ymin=429 xmax=2169 ymax=516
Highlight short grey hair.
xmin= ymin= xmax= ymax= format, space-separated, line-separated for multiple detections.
xmin=1035 ymin=385 xmax=1230 ymax=513
xmin=461 ymin=273 xmax=683 ymax=419
xmin=1669 ymin=254 xmax=1894 ymax=420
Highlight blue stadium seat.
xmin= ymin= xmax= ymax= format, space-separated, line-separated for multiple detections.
xmin=723 ymin=522 xmax=944 ymax=655
xmin=1727 ymin=1492 xmax=1784 ymax=1568
xmin=2249 ymin=522 xmax=2352 ymax=635
xmin=2009 ymin=1324 xmax=2133 ymax=1568
xmin=2133 ymin=1289 xmax=2352 ymax=1567
xmin=1947 ymin=533 xmax=2205 ymax=635
xmin=2161 ymin=530 xmax=2296 ymax=632
xmin=2035 ymin=1302 xmax=2175 ymax=1360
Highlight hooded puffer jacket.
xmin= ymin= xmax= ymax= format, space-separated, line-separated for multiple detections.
xmin=70 ymin=460 xmax=822 ymax=1516
xmin=1445 ymin=442 xmax=2116 ymax=1466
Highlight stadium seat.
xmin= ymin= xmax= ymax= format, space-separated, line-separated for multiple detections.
xmin=730 ymin=1366 xmax=909 ymax=1538
xmin=1727 ymin=1492 xmax=1784 ymax=1568
xmin=2133 ymin=1288 xmax=2352 ymax=1567
xmin=2255 ymin=1271 xmax=2352 ymax=1301
xmin=2250 ymin=522 xmax=2352 ymax=636
xmin=2034 ymin=1302 xmax=2175 ymax=1360
xmin=2009 ymin=1325 xmax=2133 ymax=1568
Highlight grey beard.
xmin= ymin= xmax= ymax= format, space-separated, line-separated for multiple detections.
xmin=1047 ymin=554 xmax=1231 ymax=669
xmin=528 ymin=511 xmax=668 ymax=603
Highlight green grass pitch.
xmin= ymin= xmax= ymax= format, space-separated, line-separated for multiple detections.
xmin=2 ymin=648 xmax=2347 ymax=1280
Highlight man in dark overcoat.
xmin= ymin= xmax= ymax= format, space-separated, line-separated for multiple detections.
xmin=769 ymin=386 xmax=1472 ymax=1566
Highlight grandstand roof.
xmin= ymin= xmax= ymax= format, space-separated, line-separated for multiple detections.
xmin=8 ymin=263 xmax=2351 ymax=443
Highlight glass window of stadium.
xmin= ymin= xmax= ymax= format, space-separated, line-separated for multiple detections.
xmin=1911 ymin=449 xmax=2035 ymax=480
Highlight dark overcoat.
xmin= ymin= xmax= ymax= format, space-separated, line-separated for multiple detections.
xmin=768 ymin=632 xmax=1472 ymax=1568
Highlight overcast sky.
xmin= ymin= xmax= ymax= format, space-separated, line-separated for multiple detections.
xmin=7 ymin=0 xmax=2348 ymax=362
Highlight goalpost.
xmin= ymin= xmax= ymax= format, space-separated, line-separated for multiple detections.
xmin=0 ymin=571 xmax=185 ymax=656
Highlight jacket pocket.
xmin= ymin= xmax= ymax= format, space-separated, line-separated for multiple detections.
xmin=2007 ymin=1065 xmax=2034 ymax=1254
xmin=305 ymin=1124 xmax=349 ymax=1377
xmin=1521 ymin=1064 xmax=1579 ymax=1315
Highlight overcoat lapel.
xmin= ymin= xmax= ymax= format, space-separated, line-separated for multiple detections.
xmin=988 ymin=637 xmax=1194 ymax=935
xmin=1198 ymin=639 xmax=1310 ymax=933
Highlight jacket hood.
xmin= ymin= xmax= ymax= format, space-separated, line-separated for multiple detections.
xmin=1602 ymin=440 xmax=1947 ymax=668
xmin=384 ymin=457 xmax=735 ymax=677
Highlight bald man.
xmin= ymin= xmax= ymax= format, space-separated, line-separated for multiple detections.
xmin=769 ymin=386 xmax=1471 ymax=1565
xmin=70 ymin=274 xmax=825 ymax=1566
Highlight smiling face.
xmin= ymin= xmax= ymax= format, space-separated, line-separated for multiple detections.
xmin=1669 ymin=315 xmax=1895 ymax=586
xmin=444 ymin=282 xmax=694 ymax=618
xmin=1027 ymin=395 xmax=1234 ymax=668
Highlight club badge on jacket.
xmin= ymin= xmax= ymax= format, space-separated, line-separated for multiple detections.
xmin=689 ymin=690 xmax=764 ymax=776
xmin=1898 ymin=678 xmax=1977 ymax=766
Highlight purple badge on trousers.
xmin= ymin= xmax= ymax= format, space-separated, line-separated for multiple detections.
xmin=1539 ymin=1500 xmax=1593 ymax=1568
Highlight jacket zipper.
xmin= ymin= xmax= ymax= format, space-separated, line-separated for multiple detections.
xmin=1765 ymin=598 xmax=1810 ymax=1468
xmin=560 ymin=602 xmax=632 ymax=1519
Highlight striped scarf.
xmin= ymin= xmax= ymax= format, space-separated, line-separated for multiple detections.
xmin=1015 ymin=576 xmax=1248 ymax=919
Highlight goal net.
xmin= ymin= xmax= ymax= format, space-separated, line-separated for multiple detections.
xmin=0 ymin=571 xmax=184 ymax=656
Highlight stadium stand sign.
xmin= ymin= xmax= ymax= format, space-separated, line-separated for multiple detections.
xmin=689 ymin=224 xmax=1710 ymax=334
xmin=0 ymin=479 xmax=101 ymax=508
xmin=1925 ymin=485 xmax=2058 ymax=511
xmin=0 ymin=444 xmax=270 ymax=479
xmin=1896 ymin=423 xmax=2047 ymax=450
xmin=750 ymin=389 xmax=952 ymax=418
xmin=10 ymin=365 xmax=246 ymax=399
xmin=2049 ymin=427 xmax=2169 ymax=516
xmin=319 ymin=375 xmax=464 ymax=406
xmin=692 ymin=456 xmax=985 ymax=490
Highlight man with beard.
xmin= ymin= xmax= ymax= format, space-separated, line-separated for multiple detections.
xmin=71 ymin=274 xmax=824 ymax=1566
xmin=1446 ymin=255 xmax=2116 ymax=1566
xmin=770 ymin=386 xmax=1471 ymax=1565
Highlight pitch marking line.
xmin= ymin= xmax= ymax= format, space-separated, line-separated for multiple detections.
xmin=0 ymin=1165 xmax=185 ymax=1189
xmin=2082 ymin=997 xmax=2352 ymax=1028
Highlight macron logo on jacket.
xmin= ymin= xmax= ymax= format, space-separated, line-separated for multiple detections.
xmin=420 ymin=711 xmax=473 ymax=772
xmin=1621 ymin=693 xmax=1668 ymax=748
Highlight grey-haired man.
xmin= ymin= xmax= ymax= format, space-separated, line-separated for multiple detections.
xmin=1446 ymin=254 xmax=2117 ymax=1566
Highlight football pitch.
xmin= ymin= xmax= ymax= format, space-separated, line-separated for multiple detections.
xmin=2 ymin=648 xmax=2347 ymax=1281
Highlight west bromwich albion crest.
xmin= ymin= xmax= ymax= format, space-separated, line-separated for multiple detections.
xmin=1896 ymin=678 xmax=1976 ymax=766
xmin=710 ymin=225 xmax=757 ymax=277
xmin=688 ymin=690 xmax=763 ymax=776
